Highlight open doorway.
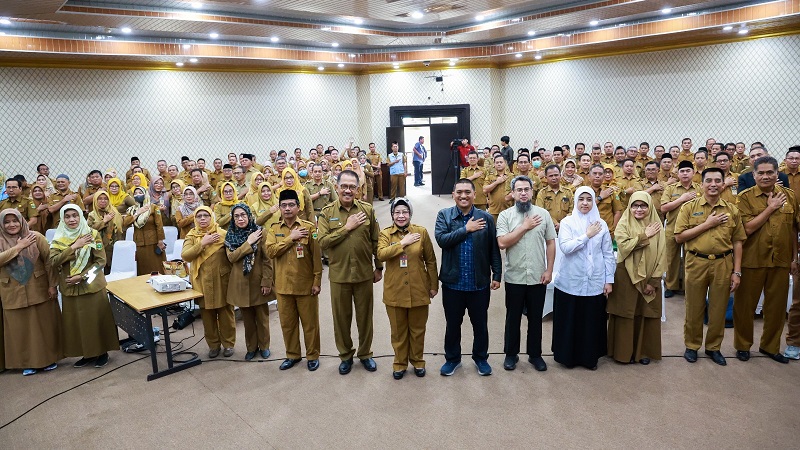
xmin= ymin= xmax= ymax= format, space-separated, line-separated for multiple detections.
xmin=402 ymin=126 xmax=431 ymax=174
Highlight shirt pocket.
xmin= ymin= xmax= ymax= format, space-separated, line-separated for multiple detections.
xmin=560 ymin=196 xmax=572 ymax=213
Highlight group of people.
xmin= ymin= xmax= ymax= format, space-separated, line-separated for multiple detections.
xmin=1 ymin=135 xmax=799 ymax=379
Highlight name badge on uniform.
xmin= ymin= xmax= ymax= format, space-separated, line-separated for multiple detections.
xmin=400 ymin=253 xmax=408 ymax=268
xmin=296 ymin=243 xmax=304 ymax=258
xmin=692 ymin=211 xmax=704 ymax=216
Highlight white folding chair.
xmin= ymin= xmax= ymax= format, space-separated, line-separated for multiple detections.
xmin=125 ymin=226 xmax=134 ymax=241
xmin=45 ymin=229 xmax=56 ymax=243
xmin=163 ymin=226 xmax=178 ymax=256
xmin=168 ymin=239 xmax=185 ymax=262
xmin=105 ymin=240 xmax=138 ymax=282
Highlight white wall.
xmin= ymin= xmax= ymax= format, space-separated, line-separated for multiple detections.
xmin=1 ymin=35 xmax=799 ymax=187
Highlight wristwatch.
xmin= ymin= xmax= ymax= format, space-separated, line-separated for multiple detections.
xmin=732 ymin=271 xmax=742 ymax=277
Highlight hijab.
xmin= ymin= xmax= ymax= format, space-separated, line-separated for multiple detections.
xmin=246 ymin=174 xmax=266 ymax=205
xmin=50 ymin=204 xmax=95 ymax=276
xmin=250 ymin=182 xmax=276 ymax=215
xmin=130 ymin=187 xmax=152 ymax=229
xmin=149 ymin=176 xmax=166 ymax=203
xmin=350 ymin=158 xmax=366 ymax=188
xmin=179 ymin=186 xmax=201 ymax=217
xmin=0 ymin=209 xmax=40 ymax=284
xmin=88 ymin=190 xmax=124 ymax=237
xmin=275 ymin=168 xmax=305 ymax=211
xmin=562 ymin=186 xmax=605 ymax=267
xmin=31 ymin=185 xmax=47 ymax=205
xmin=37 ymin=176 xmax=55 ymax=196
xmin=106 ymin=178 xmax=128 ymax=208
xmin=217 ymin=181 xmax=239 ymax=207
xmin=129 ymin=173 xmax=149 ymax=192
xmin=186 ymin=206 xmax=226 ymax=274
xmin=224 ymin=204 xmax=261 ymax=275
xmin=615 ymin=191 xmax=666 ymax=303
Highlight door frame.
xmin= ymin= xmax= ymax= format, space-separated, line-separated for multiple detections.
xmin=388 ymin=104 xmax=470 ymax=141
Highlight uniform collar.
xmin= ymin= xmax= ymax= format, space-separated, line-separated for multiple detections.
xmin=386 ymin=223 xmax=412 ymax=235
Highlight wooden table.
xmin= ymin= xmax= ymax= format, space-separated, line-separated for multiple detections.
xmin=107 ymin=275 xmax=203 ymax=381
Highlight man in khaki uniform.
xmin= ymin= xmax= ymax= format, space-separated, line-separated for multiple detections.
xmin=156 ymin=159 xmax=172 ymax=186
xmin=733 ymin=156 xmax=796 ymax=364
xmin=657 ymin=153 xmax=677 ymax=184
xmin=305 ymin=163 xmax=338 ymax=217
xmin=660 ymin=160 xmax=700 ymax=297
xmin=265 ymin=190 xmax=323 ymax=371
xmin=484 ymin=154 xmax=513 ymax=223
xmin=587 ymin=165 xmax=623 ymax=236
xmin=713 ymin=152 xmax=739 ymax=203
xmin=640 ymin=161 xmax=665 ymax=222
xmin=318 ymin=170 xmax=383 ymax=375
xmin=691 ymin=150 xmax=709 ymax=184
xmin=732 ymin=142 xmax=749 ymax=174
xmin=675 ymin=167 xmax=746 ymax=366
xmin=535 ymin=165 xmax=572 ymax=233
xmin=676 ymin=138 xmax=694 ymax=163
xmin=1 ymin=178 xmax=39 ymax=229
xmin=78 ymin=170 xmax=106 ymax=214
xmin=782 ymin=146 xmax=800 ymax=360
xmin=616 ymin=159 xmax=643 ymax=206
xmin=125 ymin=157 xmax=151 ymax=184
xmin=461 ymin=150 xmax=488 ymax=211
xmin=602 ymin=142 xmax=615 ymax=165
xmin=512 ymin=153 xmax=541 ymax=198
xmin=47 ymin=174 xmax=85 ymax=228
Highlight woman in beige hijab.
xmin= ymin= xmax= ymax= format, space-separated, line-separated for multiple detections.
xmin=607 ymin=191 xmax=665 ymax=365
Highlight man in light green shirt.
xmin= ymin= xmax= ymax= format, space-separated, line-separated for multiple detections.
xmin=496 ymin=175 xmax=556 ymax=373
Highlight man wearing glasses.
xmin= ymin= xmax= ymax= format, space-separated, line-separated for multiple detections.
xmin=318 ymin=170 xmax=384 ymax=375
xmin=497 ymin=176 xmax=556 ymax=372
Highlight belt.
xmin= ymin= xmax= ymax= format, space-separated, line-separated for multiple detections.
xmin=314 ymin=208 xmax=322 ymax=211
xmin=687 ymin=249 xmax=732 ymax=260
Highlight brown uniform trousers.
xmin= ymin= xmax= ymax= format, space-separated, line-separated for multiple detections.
xmin=675 ymin=196 xmax=746 ymax=351
xmin=265 ymin=218 xmax=322 ymax=360
xmin=318 ymin=200 xmax=382 ymax=361
xmin=367 ymin=153 xmax=383 ymax=199
xmin=782 ymin=169 xmax=800 ymax=348
xmin=733 ymin=185 xmax=798 ymax=354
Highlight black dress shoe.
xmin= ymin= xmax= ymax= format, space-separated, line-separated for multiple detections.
xmin=684 ymin=348 xmax=698 ymax=363
xmin=759 ymin=348 xmax=790 ymax=364
xmin=339 ymin=358 xmax=353 ymax=375
xmin=307 ymin=359 xmax=320 ymax=371
xmin=414 ymin=367 xmax=426 ymax=377
xmin=664 ymin=289 xmax=674 ymax=298
xmin=279 ymin=358 xmax=302 ymax=370
xmin=639 ymin=358 xmax=650 ymax=365
xmin=736 ymin=350 xmax=751 ymax=361
xmin=392 ymin=370 xmax=406 ymax=380
xmin=503 ymin=355 xmax=518 ymax=371
xmin=528 ymin=356 xmax=547 ymax=371
xmin=360 ymin=357 xmax=377 ymax=372
xmin=705 ymin=350 xmax=727 ymax=366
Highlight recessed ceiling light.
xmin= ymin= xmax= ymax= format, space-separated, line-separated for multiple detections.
xmin=723 ymin=25 xmax=733 ymax=31
xmin=353 ymin=18 xmax=363 ymax=25
xmin=534 ymin=54 xmax=542 ymax=60
xmin=191 ymin=2 xmax=202 ymax=9
xmin=515 ymin=53 xmax=522 ymax=58
xmin=189 ymin=58 xmax=198 ymax=63
xmin=563 ymin=33 xmax=571 ymax=37
xmin=0 ymin=19 xmax=11 ymax=26
xmin=182 ymin=44 xmax=191 ymax=49
xmin=348 ymin=53 xmax=356 ymax=57
xmin=475 ymin=15 xmax=485 ymax=21
xmin=176 ymin=62 xmax=184 ymax=67
xmin=321 ymin=27 xmax=331 ymax=31
xmin=449 ymin=61 xmax=456 ymax=66
xmin=121 ymin=27 xmax=132 ymax=34
xmin=449 ymin=58 xmax=458 ymax=62
xmin=270 ymin=36 xmax=279 ymax=43
xmin=527 ymin=30 xmax=536 ymax=36
xmin=661 ymin=8 xmax=672 ymax=14
xmin=393 ymin=64 xmax=400 ymax=68
xmin=95 ymin=35 xmax=104 ymax=40
xmin=589 ymin=20 xmax=599 ymax=26
xmin=331 ymin=42 xmax=339 ymax=47
xmin=318 ymin=66 xmax=324 ymax=71
xmin=338 ymin=63 xmax=345 ymax=68
xmin=738 ymin=28 xmax=748 ymax=35
xmin=512 ymin=18 xmax=520 ymax=22
xmin=507 ymin=46 xmax=513 ymax=50
xmin=209 ymin=32 xmax=219 ymax=39
xmin=687 ymin=12 xmax=697 ymax=16
xmin=411 ymin=11 xmax=424 ymax=19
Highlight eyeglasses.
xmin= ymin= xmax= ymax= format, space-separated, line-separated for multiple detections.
xmin=630 ymin=204 xmax=649 ymax=210
xmin=339 ymin=184 xmax=358 ymax=191
xmin=233 ymin=213 xmax=249 ymax=220
xmin=392 ymin=210 xmax=410 ymax=216
xmin=514 ymin=187 xmax=532 ymax=193
xmin=279 ymin=202 xmax=298 ymax=208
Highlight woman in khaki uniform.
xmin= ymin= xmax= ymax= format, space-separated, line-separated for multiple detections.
xmin=377 ymin=198 xmax=438 ymax=379
xmin=165 ymin=180 xmax=185 ymax=227
xmin=0 ymin=209 xmax=62 ymax=375
xmin=225 ymin=204 xmax=275 ymax=361
xmin=245 ymin=173 xmax=267 ymax=206
xmin=181 ymin=206 xmax=236 ymax=358
xmin=128 ymin=187 xmax=166 ymax=275
xmin=106 ymin=178 xmax=135 ymax=215
xmin=275 ymin=168 xmax=314 ymax=222
xmin=607 ymin=191 xmax=665 ymax=364
xmin=213 ymin=181 xmax=238 ymax=229
xmin=87 ymin=190 xmax=127 ymax=274
xmin=50 ymin=205 xmax=118 ymax=368
xmin=29 ymin=185 xmax=51 ymax=233
xmin=358 ymin=152 xmax=375 ymax=205
xmin=174 ymin=186 xmax=201 ymax=239
xmin=251 ymin=182 xmax=280 ymax=228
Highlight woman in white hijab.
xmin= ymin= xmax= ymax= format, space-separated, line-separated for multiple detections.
xmin=552 ymin=186 xmax=616 ymax=370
